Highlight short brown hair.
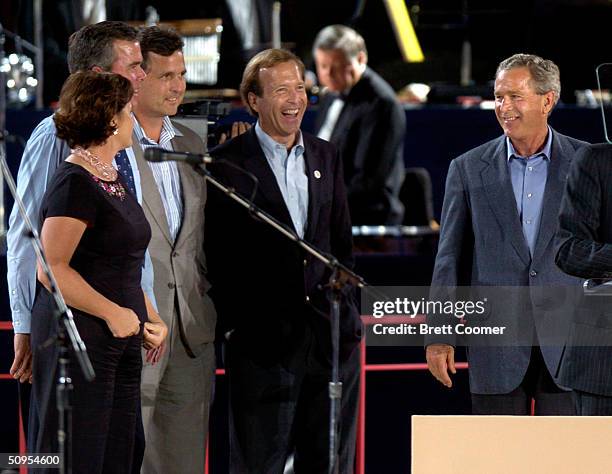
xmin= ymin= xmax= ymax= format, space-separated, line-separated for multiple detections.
xmin=240 ymin=49 xmax=305 ymax=116
xmin=54 ymin=71 xmax=133 ymax=149
xmin=67 ymin=21 xmax=139 ymax=74
xmin=138 ymin=26 xmax=184 ymax=72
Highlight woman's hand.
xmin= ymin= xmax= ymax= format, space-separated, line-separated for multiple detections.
xmin=143 ymin=319 xmax=168 ymax=350
xmin=105 ymin=307 xmax=141 ymax=338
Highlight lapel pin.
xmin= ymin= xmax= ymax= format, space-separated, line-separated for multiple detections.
xmin=314 ymin=170 xmax=321 ymax=179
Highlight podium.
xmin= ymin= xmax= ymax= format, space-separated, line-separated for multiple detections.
xmin=412 ymin=415 xmax=612 ymax=473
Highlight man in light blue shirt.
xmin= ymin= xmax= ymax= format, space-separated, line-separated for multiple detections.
xmin=254 ymin=121 xmax=309 ymax=237
xmin=507 ymin=127 xmax=553 ymax=255
xmin=7 ymin=21 xmax=150 ymax=383
xmin=426 ymin=54 xmax=586 ymax=415
xmin=206 ymin=48 xmax=361 ymax=474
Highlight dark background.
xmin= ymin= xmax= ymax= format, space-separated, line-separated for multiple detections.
xmin=1 ymin=0 xmax=610 ymax=105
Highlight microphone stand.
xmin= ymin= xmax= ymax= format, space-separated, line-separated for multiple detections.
xmin=191 ymin=161 xmax=364 ymax=474
xmin=0 ymin=149 xmax=94 ymax=474
xmin=0 ymin=22 xmax=6 ymax=251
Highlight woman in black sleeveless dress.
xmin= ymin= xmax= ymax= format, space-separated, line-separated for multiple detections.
xmin=29 ymin=71 xmax=167 ymax=473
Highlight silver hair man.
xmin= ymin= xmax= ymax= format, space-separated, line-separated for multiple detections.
xmin=496 ymin=53 xmax=561 ymax=107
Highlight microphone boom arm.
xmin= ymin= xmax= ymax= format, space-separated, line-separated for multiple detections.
xmin=193 ymin=161 xmax=367 ymax=289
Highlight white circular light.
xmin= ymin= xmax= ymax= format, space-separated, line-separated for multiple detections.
xmin=18 ymin=88 xmax=28 ymax=102
xmin=1 ymin=53 xmax=38 ymax=106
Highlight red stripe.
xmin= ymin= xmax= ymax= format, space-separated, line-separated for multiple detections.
xmin=364 ymin=362 xmax=469 ymax=372
xmin=0 ymin=374 xmax=14 ymax=379
xmin=0 ymin=321 xmax=13 ymax=330
xmin=356 ymin=339 xmax=366 ymax=474
xmin=204 ymin=435 xmax=209 ymax=474
xmin=361 ymin=315 xmax=425 ymax=325
xmin=19 ymin=398 xmax=27 ymax=474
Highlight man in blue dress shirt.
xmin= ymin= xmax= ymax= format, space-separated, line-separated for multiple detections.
xmin=207 ymin=48 xmax=361 ymax=473
xmin=425 ymin=54 xmax=586 ymax=415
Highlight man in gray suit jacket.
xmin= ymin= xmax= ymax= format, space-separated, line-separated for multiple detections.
xmin=131 ymin=26 xmax=216 ymax=473
xmin=425 ymin=54 xmax=585 ymax=414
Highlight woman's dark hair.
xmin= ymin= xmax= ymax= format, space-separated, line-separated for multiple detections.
xmin=54 ymin=71 xmax=133 ymax=149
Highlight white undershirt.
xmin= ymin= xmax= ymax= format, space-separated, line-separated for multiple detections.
xmin=82 ymin=0 xmax=106 ymax=25
xmin=317 ymin=97 xmax=345 ymax=141
xmin=226 ymin=0 xmax=260 ymax=50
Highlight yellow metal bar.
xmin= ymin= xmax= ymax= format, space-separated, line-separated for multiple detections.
xmin=383 ymin=0 xmax=424 ymax=63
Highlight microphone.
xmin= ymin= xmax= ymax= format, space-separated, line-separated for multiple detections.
xmin=144 ymin=147 xmax=214 ymax=165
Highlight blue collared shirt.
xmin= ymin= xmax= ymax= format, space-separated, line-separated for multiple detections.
xmin=506 ymin=127 xmax=553 ymax=256
xmin=254 ymin=122 xmax=309 ymax=238
xmin=132 ymin=116 xmax=184 ymax=242
xmin=6 ymin=115 xmax=157 ymax=333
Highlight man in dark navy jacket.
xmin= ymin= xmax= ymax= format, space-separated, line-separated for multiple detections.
xmin=425 ymin=54 xmax=586 ymax=415
xmin=206 ymin=48 xmax=361 ymax=474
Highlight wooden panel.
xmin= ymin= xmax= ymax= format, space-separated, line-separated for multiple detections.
xmin=413 ymin=415 xmax=612 ymax=473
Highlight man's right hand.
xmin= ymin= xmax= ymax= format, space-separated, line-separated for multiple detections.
xmin=426 ymin=343 xmax=456 ymax=388
xmin=10 ymin=333 xmax=32 ymax=384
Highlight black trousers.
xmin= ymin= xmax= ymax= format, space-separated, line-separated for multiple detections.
xmin=226 ymin=336 xmax=361 ymax=474
xmin=471 ymin=346 xmax=575 ymax=415
xmin=29 ymin=313 xmax=143 ymax=474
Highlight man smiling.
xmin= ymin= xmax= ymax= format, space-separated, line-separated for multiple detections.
xmin=130 ymin=26 xmax=217 ymax=474
xmin=425 ymin=54 xmax=586 ymax=415
xmin=207 ymin=49 xmax=361 ymax=473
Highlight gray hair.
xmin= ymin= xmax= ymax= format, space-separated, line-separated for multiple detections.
xmin=312 ymin=25 xmax=367 ymax=61
xmin=496 ymin=53 xmax=561 ymax=106
xmin=67 ymin=21 xmax=139 ymax=73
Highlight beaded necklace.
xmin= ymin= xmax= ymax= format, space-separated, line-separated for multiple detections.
xmin=72 ymin=147 xmax=118 ymax=181
xmin=71 ymin=147 xmax=126 ymax=200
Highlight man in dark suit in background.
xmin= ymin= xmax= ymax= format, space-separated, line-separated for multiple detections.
xmin=313 ymin=24 xmax=405 ymax=225
xmin=555 ymin=143 xmax=612 ymax=415
xmin=206 ymin=48 xmax=361 ymax=473
xmin=425 ymin=54 xmax=586 ymax=415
